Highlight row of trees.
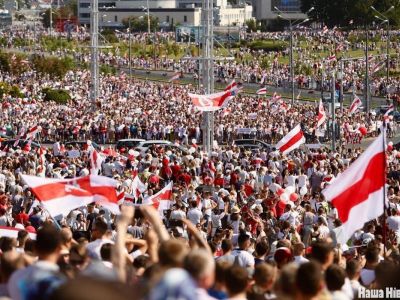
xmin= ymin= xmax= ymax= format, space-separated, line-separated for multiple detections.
xmin=301 ymin=0 xmax=400 ymax=27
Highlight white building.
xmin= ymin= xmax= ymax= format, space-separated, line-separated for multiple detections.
xmin=252 ymin=0 xmax=306 ymax=21
xmin=77 ymin=0 xmax=253 ymax=27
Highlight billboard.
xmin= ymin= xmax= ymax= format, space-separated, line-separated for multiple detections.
xmin=271 ymin=0 xmax=301 ymax=12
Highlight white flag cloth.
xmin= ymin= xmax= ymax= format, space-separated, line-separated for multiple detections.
xmin=276 ymin=124 xmax=306 ymax=155
xmin=322 ymin=131 xmax=386 ymax=245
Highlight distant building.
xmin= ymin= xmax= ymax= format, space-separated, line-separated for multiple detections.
xmin=252 ymin=0 xmax=306 ymax=21
xmin=77 ymin=0 xmax=253 ymax=28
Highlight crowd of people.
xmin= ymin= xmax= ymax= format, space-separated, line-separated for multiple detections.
xmin=4 ymin=25 xmax=400 ymax=101
xmin=0 ymin=23 xmax=398 ymax=300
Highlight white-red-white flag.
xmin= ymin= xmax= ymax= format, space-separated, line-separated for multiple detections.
xmin=322 ymin=131 xmax=386 ymax=245
xmin=90 ymin=149 xmax=104 ymax=175
xmin=316 ymin=100 xmax=327 ymax=128
xmin=130 ymin=176 xmax=147 ymax=200
xmin=21 ymin=174 xmax=119 ymax=216
xmin=143 ymin=182 xmax=173 ymax=212
xmin=188 ymin=91 xmax=234 ymax=112
xmin=224 ymin=80 xmax=242 ymax=96
xmin=276 ymin=124 xmax=305 ymax=155
xmin=349 ymin=95 xmax=362 ymax=114
xmin=26 ymin=125 xmax=40 ymax=140
xmin=169 ymin=72 xmax=180 ymax=82
xmin=256 ymin=87 xmax=267 ymax=95
xmin=383 ymin=104 xmax=394 ymax=124
xmin=0 ymin=226 xmax=36 ymax=240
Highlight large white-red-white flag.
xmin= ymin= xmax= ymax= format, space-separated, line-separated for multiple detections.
xmin=349 ymin=95 xmax=362 ymax=114
xmin=322 ymin=131 xmax=386 ymax=245
xmin=143 ymin=182 xmax=173 ymax=212
xmin=224 ymin=80 xmax=242 ymax=95
xmin=26 ymin=125 xmax=40 ymax=141
xmin=0 ymin=226 xmax=37 ymax=240
xmin=21 ymin=174 xmax=119 ymax=216
xmin=188 ymin=91 xmax=234 ymax=112
xmin=276 ymin=124 xmax=305 ymax=155
xmin=316 ymin=100 xmax=326 ymax=128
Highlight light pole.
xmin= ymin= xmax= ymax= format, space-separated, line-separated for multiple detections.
xmin=365 ymin=24 xmax=370 ymax=113
xmin=128 ymin=18 xmax=132 ymax=80
xmin=371 ymin=5 xmax=394 ymax=98
xmin=141 ymin=0 xmax=151 ymax=34
xmin=331 ymin=72 xmax=336 ymax=151
xmin=49 ymin=4 xmax=53 ymax=37
xmin=275 ymin=6 xmax=313 ymax=105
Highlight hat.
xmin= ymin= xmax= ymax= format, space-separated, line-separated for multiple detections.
xmin=231 ymin=206 xmax=240 ymax=214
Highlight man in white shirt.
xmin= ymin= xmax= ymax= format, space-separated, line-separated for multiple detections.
xmin=293 ymin=242 xmax=309 ymax=265
xmin=231 ymin=233 xmax=255 ymax=269
xmin=86 ymin=217 xmax=114 ymax=260
xmin=187 ymin=200 xmax=203 ymax=225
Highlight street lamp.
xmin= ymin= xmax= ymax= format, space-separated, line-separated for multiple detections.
xmin=128 ymin=18 xmax=132 ymax=80
xmin=371 ymin=5 xmax=394 ymax=98
xmin=141 ymin=1 xmax=151 ymax=34
xmin=275 ymin=6 xmax=313 ymax=105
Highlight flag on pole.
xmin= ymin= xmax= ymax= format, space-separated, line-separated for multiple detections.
xmin=21 ymin=174 xmax=119 ymax=216
xmin=383 ymin=104 xmax=394 ymax=124
xmin=256 ymin=87 xmax=268 ymax=95
xmin=322 ymin=131 xmax=386 ymax=245
xmin=348 ymin=95 xmax=362 ymax=114
xmin=169 ymin=72 xmax=180 ymax=82
xmin=276 ymin=124 xmax=305 ymax=155
xmin=143 ymin=182 xmax=173 ymax=212
xmin=130 ymin=176 xmax=147 ymax=200
xmin=188 ymin=91 xmax=234 ymax=112
xmin=90 ymin=149 xmax=104 ymax=175
xmin=25 ymin=125 xmax=40 ymax=141
xmin=224 ymin=80 xmax=242 ymax=96
xmin=316 ymin=100 xmax=327 ymax=128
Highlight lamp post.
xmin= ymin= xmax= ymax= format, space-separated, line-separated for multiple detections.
xmin=371 ymin=5 xmax=394 ymax=98
xmin=128 ymin=18 xmax=132 ymax=80
xmin=141 ymin=0 xmax=151 ymax=34
xmin=275 ymin=6 xmax=313 ymax=105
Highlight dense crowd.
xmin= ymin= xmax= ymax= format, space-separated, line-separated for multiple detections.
xmin=0 ymin=64 xmax=397 ymax=299
xmin=3 ymin=26 xmax=400 ymax=100
xmin=0 ymin=24 xmax=399 ymax=300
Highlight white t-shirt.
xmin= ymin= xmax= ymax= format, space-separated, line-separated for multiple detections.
xmin=231 ymin=249 xmax=255 ymax=268
xmin=360 ymin=268 xmax=375 ymax=286
xmin=86 ymin=238 xmax=114 ymax=260
xmin=187 ymin=208 xmax=202 ymax=225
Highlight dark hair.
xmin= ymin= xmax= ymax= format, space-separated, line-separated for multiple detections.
xmin=93 ymin=217 xmax=108 ymax=235
xmin=221 ymin=239 xmax=233 ymax=253
xmin=133 ymin=255 xmax=150 ymax=269
xmin=35 ymin=224 xmax=62 ymax=256
xmin=255 ymin=239 xmax=269 ymax=257
xmin=225 ymin=265 xmax=249 ymax=296
xmin=296 ymin=261 xmax=323 ymax=297
xmin=17 ymin=230 xmax=29 ymax=241
xmin=365 ymin=246 xmax=380 ymax=263
xmin=237 ymin=233 xmax=250 ymax=248
xmin=0 ymin=237 xmax=16 ymax=253
xmin=346 ymin=259 xmax=361 ymax=279
xmin=310 ymin=241 xmax=333 ymax=264
xmin=253 ymin=263 xmax=275 ymax=286
xmin=325 ymin=265 xmax=345 ymax=291
xmin=158 ymin=239 xmax=188 ymax=268
xmin=100 ymin=243 xmax=113 ymax=262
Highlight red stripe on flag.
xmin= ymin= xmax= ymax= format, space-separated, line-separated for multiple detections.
xmin=331 ymin=152 xmax=385 ymax=223
xmin=279 ymin=131 xmax=304 ymax=153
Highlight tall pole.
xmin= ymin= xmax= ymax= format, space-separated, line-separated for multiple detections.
xmin=49 ymin=5 xmax=53 ymax=37
xmin=321 ymin=65 xmax=324 ymax=100
xmin=331 ymin=73 xmax=336 ymax=151
xmin=90 ymin=0 xmax=99 ymax=110
xmin=201 ymin=0 xmax=214 ymax=154
xmin=386 ymin=21 xmax=390 ymax=97
xmin=364 ymin=24 xmax=370 ymax=113
xmin=128 ymin=18 xmax=132 ymax=80
xmin=146 ymin=0 xmax=150 ymax=34
xmin=339 ymin=60 xmax=344 ymax=114
xmin=290 ymin=21 xmax=295 ymax=105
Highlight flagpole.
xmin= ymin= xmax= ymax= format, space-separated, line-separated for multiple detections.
xmin=382 ymin=124 xmax=387 ymax=257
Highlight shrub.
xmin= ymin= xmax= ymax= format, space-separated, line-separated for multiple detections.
xmin=42 ymin=88 xmax=71 ymax=104
xmin=31 ymin=55 xmax=75 ymax=78
xmin=248 ymin=40 xmax=287 ymax=52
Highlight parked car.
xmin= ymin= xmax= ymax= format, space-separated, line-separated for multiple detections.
xmin=143 ymin=143 xmax=189 ymax=156
xmin=135 ymin=140 xmax=173 ymax=155
xmin=116 ymin=139 xmax=145 ymax=151
xmin=233 ymin=139 xmax=272 ymax=150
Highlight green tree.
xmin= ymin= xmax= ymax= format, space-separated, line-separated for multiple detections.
xmin=300 ymin=0 xmax=399 ymax=26
xmin=122 ymin=15 xmax=159 ymax=32
xmin=245 ymin=19 xmax=257 ymax=32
